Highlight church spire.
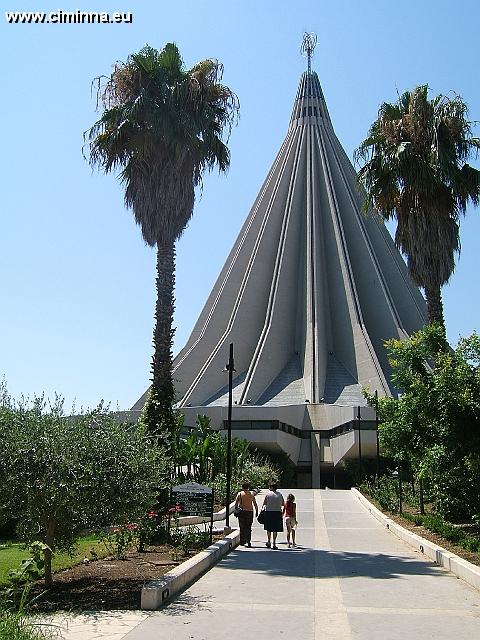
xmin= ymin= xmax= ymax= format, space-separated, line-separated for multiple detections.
xmin=301 ymin=32 xmax=317 ymax=75
xmin=289 ymin=36 xmax=330 ymax=129
xmin=133 ymin=45 xmax=427 ymax=468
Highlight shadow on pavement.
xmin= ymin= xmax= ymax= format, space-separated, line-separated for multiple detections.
xmin=217 ymin=545 xmax=444 ymax=581
xmin=159 ymin=593 xmax=213 ymax=616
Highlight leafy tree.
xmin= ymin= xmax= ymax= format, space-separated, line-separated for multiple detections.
xmin=87 ymin=43 xmax=239 ymax=442
xmin=0 ymin=392 xmax=167 ymax=586
xmin=369 ymin=325 xmax=480 ymax=520
xmin=356 ymin=86 xmax=480 ymax=325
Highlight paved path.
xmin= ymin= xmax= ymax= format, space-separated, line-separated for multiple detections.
xmin=51 ymin=489 xmax=480 ymax=639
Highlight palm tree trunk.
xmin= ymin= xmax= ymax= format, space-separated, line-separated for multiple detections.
xmin=144 ymin=241 xmax=176 ymax=447
xmin=424 ymin=284 xmax=445 ymax=327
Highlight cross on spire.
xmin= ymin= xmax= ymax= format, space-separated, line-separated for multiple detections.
xmin=301 ymin=32 xmax=317 ymax=74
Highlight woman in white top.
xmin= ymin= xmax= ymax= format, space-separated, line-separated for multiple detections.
xmin=262 ymin=481 xmax=284 ymax=549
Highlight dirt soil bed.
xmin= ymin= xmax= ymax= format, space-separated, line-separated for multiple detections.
xmin=30 ymin=546 xmax=178 ymax=612
xmin=362 ymin=493 xmax=480 ymax=568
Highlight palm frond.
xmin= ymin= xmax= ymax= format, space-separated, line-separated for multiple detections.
xmin=354 ymin=83 xmax=480 ymax=324
xmin=87 ymin=42 xmax=239 ymax=246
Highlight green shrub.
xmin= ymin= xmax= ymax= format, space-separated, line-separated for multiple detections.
xmin=211 ymin=474 xmax=227 ymax=505
xmin=360 ymin=476 xmax=399 ymax=512
xmin=420 ymin=514 xmax=480 ymax=552
xmin=428 ymin=463 xmax=480 ymax=523
xmin=239 ymin=456 xmax=280 ymax=493
xmin=363 ymin=474 xmax=480 ymax=555
xmin=423 ymin=515 xmax=464 ymax=544
xmin=100 ymin=525 xmax=138 ymax=560
xmin=136 ymin=511 xmax=168 ymax=550
xmin=402 ymin=512 xmax=425 ymax=526
xmin=255 ymin=450 xmax=296 ymax=488
xmin=368 ymin=327 xmax=480 ymax=523
xmin=169 ymin=525 xmax=210 ymax=554
xmin=462 ymin=535 xmax=480 ymax=553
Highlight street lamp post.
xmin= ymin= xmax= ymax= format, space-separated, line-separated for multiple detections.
xmin=225 ymin=343 xmax=234 ymax=530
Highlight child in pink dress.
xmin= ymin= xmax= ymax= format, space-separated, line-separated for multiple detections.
xmin=283 ymin=494 xmax=297 ymax=548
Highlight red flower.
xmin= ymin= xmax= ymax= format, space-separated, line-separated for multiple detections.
xmin=147 ymin=511 xmax=158 ymax=519
xmin=168 ymin=504 xmax=182 ymax=514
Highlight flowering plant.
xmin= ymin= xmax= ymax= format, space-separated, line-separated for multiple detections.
xmin=136 ymin=510 xmax=162 ymax=551
xmin=167 ymin=504 xmax=182 ymax=529
xmin=168 ymin=504 xmax=182 ymax=514
xmin=101 ymin=523 xmax=138 ymax=559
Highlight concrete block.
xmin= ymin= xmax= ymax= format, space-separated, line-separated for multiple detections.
xmin=449 ymin=555 xmax=480 ymax=590
xmin=141 ymin=530 xmax=240 ymax=610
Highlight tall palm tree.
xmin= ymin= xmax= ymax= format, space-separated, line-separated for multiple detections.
xmin=355 ymin=85 xmax=480 ymax=326
xmin=87 ymin=43 xmax=239 ymax=442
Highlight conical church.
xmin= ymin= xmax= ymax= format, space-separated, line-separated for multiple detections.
xmin=133 ymin=46 xmax=427 ymax=488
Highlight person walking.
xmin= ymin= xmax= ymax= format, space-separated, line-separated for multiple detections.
xmin=283 ymin=493 xmax=297 ymax=547
xmin=234 ymin=481 xmax=258 ymax=547
xmin=262 ymin=481 xmax=284 ymax=549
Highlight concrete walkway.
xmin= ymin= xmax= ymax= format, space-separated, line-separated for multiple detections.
xmin=51 ymin=489 xmax=480 ymax=639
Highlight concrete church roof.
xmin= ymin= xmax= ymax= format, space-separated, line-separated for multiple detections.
xmin=133 ymin=69 xmax=427 ymax=413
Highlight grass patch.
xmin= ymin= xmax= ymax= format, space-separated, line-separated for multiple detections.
xmin=0 ymin=536 xmax=109 ymax=586
xmin=0 ymin=610 xmax=56 ymax=639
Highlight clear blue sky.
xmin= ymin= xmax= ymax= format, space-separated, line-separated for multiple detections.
xmin=1 ymin=0 xmax=479 ymax=411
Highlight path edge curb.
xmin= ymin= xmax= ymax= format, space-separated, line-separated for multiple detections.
xmin=141 ymin=529 xmax=240 ymax=610
xmin=351 ymin=488 xmax=480 ymax=591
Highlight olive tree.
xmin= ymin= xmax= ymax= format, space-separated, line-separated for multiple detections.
xmin=0 ymin=391 xmax=167 ymax=586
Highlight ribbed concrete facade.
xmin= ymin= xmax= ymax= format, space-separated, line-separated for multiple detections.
xmin=133 ymin=71 xmax=427 ymax=487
